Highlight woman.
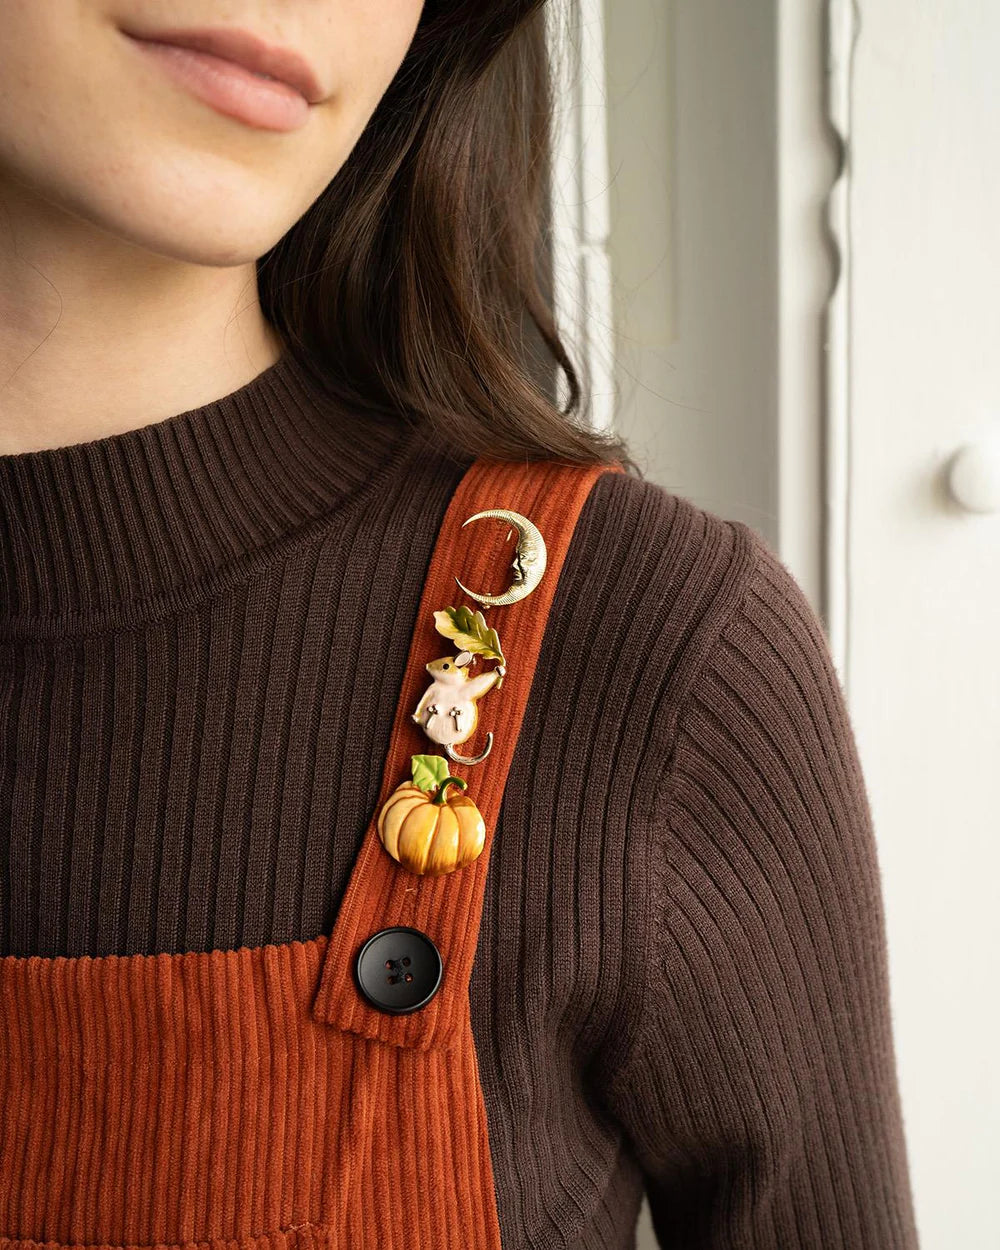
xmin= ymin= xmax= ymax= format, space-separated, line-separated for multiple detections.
xmin=0 ymin=3 xmax=919 ymax=1249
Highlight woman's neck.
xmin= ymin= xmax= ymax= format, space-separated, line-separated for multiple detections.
xmin=0 ymin=174 xmax=283 ymax=455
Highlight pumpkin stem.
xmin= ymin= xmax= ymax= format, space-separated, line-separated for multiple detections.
xmin=432 ymin=776 xmax=468 ymax=805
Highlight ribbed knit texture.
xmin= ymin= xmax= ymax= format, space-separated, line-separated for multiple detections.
xmin=0 ymin=351 xmax=920 ymax=1249
xmin=0 ymin=453 xmax=612 ymax=1250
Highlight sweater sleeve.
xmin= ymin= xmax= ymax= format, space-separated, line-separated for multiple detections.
xmin=604 ymin=525 xmax=920 ymax=1249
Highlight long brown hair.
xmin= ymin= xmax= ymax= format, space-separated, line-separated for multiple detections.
xmin=258 ymin=1 xmax=639 ymax=472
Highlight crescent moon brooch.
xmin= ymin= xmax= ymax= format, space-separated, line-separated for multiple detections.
xmin=375 ymin=509 xmax=548 ymax=875
xmin=454 ymin=509 xmax=547 ymax=606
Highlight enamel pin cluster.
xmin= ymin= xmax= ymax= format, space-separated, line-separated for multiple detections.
xmin=376 ymin=509 xmax=547 ymax=877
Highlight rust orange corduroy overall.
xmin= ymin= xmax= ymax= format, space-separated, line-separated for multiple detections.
xmin=0 ymin=455 xmax=622 ymax=1250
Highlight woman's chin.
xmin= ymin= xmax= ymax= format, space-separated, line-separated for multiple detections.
xmin=2 ymin=144 xmax=304 ymax=269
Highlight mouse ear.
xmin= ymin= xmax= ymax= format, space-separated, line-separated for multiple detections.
xmin=454 ymin=650 xmax=474 ymax=668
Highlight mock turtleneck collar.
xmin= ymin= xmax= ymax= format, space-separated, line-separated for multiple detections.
xmin=0 ymin=350 xmax=419 ymax=634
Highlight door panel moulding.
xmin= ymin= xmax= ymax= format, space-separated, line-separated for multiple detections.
xmin=822 ymin=0 xmax=860 ymax=688
xmin=545 ymin=0 xmax=616 ymax=434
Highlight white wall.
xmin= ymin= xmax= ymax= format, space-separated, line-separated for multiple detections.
xmin=603 ymin=0 xmax=781 ymax=553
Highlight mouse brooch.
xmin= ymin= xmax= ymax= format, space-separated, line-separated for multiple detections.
xmin=376 ymin=509 xmax=546 ymax=876
xmin=414 ymin=605 xmax=507 ymax=765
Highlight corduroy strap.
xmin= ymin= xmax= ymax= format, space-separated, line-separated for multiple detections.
xmin=310 ymin=455 xmax=624 ymax=1048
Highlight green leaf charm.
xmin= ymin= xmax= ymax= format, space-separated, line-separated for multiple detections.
xmin=410 ymin=753 xmax=452 ymax=792
xmin=433 ymin=606 xmax=506 ymax=665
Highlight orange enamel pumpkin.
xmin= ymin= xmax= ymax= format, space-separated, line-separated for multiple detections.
xmin=376 ymin=776 xmax=487 ymax=876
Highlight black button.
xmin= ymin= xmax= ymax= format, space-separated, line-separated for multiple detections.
xmin=354 ymin=926 xmax=443 ymax=1015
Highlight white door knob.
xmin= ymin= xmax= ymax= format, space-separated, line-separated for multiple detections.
xmin=948 ymin=438 xmax=1000 ymax=513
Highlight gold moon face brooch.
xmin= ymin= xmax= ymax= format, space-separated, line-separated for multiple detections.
xmin=376 ymin=509 xmax=546 ymax=876
xmin=454 ymin=509 xmax=547 ymax=606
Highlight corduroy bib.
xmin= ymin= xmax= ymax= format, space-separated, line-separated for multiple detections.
xmin=0 ymin=454 xmax=623 ymax=1250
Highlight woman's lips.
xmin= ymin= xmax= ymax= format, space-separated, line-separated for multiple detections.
xmin=122 ymin=33 xmax=313 ymax=132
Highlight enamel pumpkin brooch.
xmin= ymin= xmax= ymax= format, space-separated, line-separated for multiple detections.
xmin=377 ymin=754 xmax=486 ymax=877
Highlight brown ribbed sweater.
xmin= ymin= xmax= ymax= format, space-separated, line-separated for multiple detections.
xmin=0 ymin=351 xmax=919 ymax=1249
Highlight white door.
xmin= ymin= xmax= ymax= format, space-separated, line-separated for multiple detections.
xmin=846 ymin=3 xmax=999 ymax=1247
